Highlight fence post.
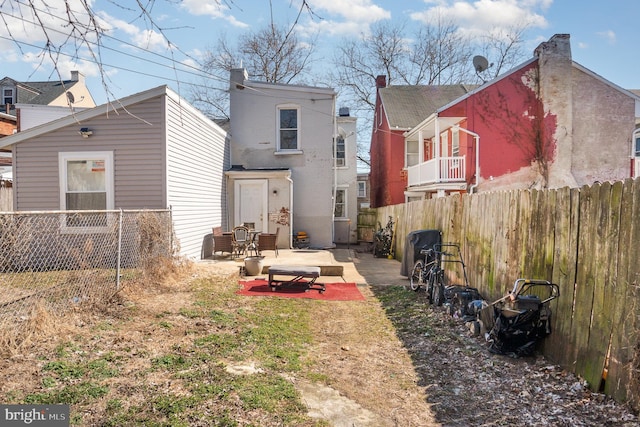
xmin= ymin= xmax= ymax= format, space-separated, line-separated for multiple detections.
xmin=116 ymin=209 xmax=123 ymax=292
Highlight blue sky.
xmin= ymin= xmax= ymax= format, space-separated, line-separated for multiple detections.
xmin=1 ymin=0 xmax=639 ymax=106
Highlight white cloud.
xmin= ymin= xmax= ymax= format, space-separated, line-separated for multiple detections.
xmin=596 ymin=30 xmax=616 ymax=44
xmin=96 ymin=12 xmax=170 ymax=52
xmin=179 ymin=0 xmax=249 ymax=28
xmin=578 ymin=42 xmax=588 ymax=49
xmin=410 ymin=0 xmax=550 ymax=36
xmin=298 ymin=0 xmax=391 ymax=38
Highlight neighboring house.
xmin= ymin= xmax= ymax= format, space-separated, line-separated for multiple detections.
xmin=404 ymin=33 xmax=640 ymax=199
xmin=0 ymin=71 xmax=95 ymax=118
xmin=0 ymin=85 xmax=228 ymax=260
xmin=228 ymin=68 xmax=358 ymax=248
xmin=370 ymin=77 xmax=476 ymax=207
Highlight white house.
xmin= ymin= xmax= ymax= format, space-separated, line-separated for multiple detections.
xmin=227 ymin=68 xmax=358 ymax=248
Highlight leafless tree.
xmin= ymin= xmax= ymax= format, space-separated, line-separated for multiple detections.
xmin=477 ymin=24 xmax=532 ymax=80
xmin=191 ymin=21 xmax=318 ymax=119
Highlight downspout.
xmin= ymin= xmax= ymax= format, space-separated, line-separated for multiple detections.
xmin=453 ymin=125 xmax=481 ymax=194
xmin=286 ymin=172 xmax=294 ymax=248
xmin=331 ymin=95 xmax=337 ymax=246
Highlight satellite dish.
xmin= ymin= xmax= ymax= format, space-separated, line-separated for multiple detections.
xmin=473 ymin=55 xmax=489 ymax=73
xmin=66 ymin=91 xmax=75 ymax=104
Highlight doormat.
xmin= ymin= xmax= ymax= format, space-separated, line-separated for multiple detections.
xmin=237 ymin=279 xmax=365 ymax=301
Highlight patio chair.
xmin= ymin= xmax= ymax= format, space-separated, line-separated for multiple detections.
xmin=258 ymin=227 xmax=279 ymax=257
xmin=231 ymin=226 xmax=250 ymax=258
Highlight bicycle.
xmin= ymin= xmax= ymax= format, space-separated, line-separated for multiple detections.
xmin=409 ymin=248 xmax=446 ymax=305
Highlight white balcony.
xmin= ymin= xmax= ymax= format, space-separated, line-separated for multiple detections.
xmin=407 ymin=156 xmax=466 ymax=187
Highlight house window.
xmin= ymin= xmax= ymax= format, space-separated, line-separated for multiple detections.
xmin=334 ymin=188 xmax=346 ymax=218
xmin=335 ymin=135 xmax=345 ymax=166
xmin=635 ymin=136 xmax=640 ymax=157
xmin=3 ymin=88 xmax=13 ymax=105
xmin=452 ymin=128 xmax=460 ymax=157
xmin=440 ymin=131 xmax=449 ymax=157
xmin=406 ymin=139 xmax=419 ymax=167
xmin=277 ymin=105 xmax=300 ymax=150
xmin=59 ymin=151 xmax=114 ymax=229
xmin=357 ymin=181 xmax=366 ymax=198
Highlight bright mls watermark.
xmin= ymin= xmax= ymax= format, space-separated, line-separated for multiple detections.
xmin=0 ymin=405 xmax=69 ymax=426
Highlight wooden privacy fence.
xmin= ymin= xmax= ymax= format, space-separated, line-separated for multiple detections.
xmin=375 ymin=178 xmax=640 ymax=409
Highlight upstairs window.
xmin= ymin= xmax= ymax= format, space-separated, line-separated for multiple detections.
xmin=335 ymin=135 xmax=345 ymax=166
xmin=3 ymin=88 xmax=14 ymax=105
xmin=406 ymin=139 xmax=419 ymax=167
xmin=452 ymin=128 xmax=460 ymax=157
xmin=277 ymin=105 xmax=300 ymax=151
xmin=440 ymin=131 xmax=449 ymax=157
xmin=636 ymin=136 xmax=640 ymax=157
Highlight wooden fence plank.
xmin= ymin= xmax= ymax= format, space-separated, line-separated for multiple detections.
xmin=544 ymin=186 xmax=578 ymax=365
xmin=574 ymin=184 xmax=601 ymax=387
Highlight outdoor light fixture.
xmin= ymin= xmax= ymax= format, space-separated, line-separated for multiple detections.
xmin=79 ymin=127 xmax=93 ymax=138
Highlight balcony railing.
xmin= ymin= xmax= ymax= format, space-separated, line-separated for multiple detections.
xmin=407 ymin=156 xmax=466 ymax=187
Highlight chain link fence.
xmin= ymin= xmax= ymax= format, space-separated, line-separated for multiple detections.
xmin=0 ymin=209 xmax=174 ymax=334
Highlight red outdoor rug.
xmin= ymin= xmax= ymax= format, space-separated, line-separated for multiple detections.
xmin=237 ymin=279 xmax=365 ymax=301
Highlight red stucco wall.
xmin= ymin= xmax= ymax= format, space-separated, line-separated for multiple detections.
xmin=440 ymin=61 xmax=557 ymax=184
xmin=370 ymin=104 xmax=408 ymax=208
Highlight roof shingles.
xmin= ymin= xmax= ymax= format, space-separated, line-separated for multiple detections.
xmin=380 ymin=84 xmax=476 ymax=129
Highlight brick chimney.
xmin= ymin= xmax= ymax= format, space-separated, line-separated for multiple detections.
xmin=534 ymin=33 xmax=578 ymax=188
xmin=376 ymin=75 xmax=387 ymax=89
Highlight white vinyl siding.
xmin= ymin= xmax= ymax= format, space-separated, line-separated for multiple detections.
xmin=165 ymin=93 xmax=228 ymax=260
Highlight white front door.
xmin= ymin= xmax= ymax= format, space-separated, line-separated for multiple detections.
xmin=234 ymin=179 xmax=268 ymax=231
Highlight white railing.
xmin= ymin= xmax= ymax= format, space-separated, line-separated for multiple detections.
xmin=407 ymin=156 xmax=466 ymax=187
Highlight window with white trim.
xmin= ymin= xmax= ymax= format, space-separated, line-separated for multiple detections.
xmin=59 ymin=152 xmax=114 ymax=229
xmin=406 ymin=139 xmax=419 ymax=167
xmin=452 ymin=128 xmax=460 ymax=157
xmin=334 ymin=188 xmax=346 ymax=218
xmin=357 ymin=181 xmax=366 ymax=198
xmin=335 ymin=135 xmax=346 ymax=166
xmin=635 ymin=136 xmax=640 ymax=157
xmin=277 ymin=105 xmax=300 ymax=150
